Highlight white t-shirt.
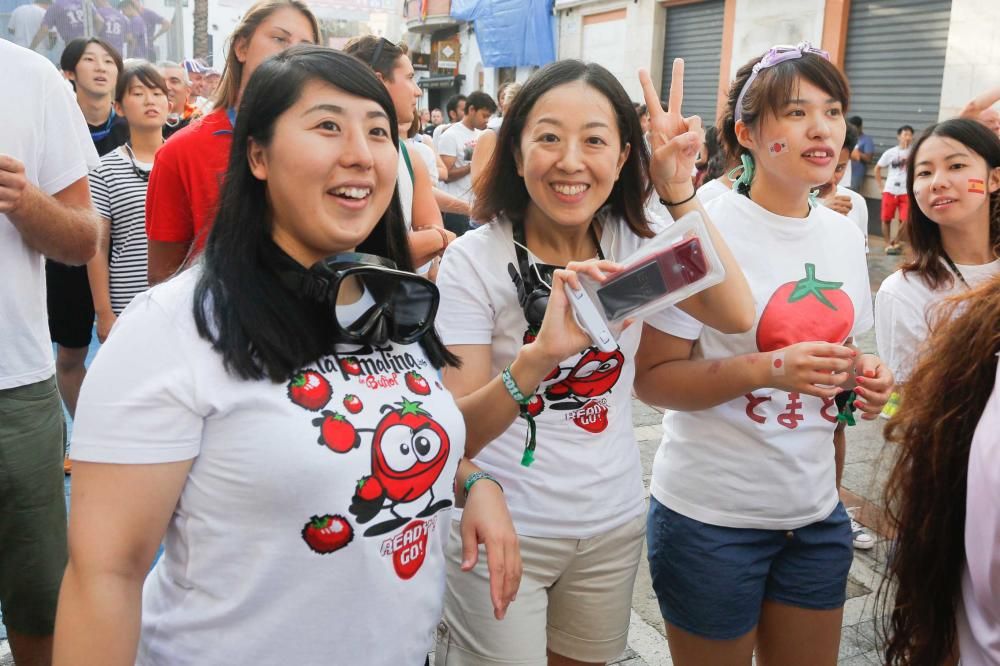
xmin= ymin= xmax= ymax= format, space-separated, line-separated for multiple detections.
xmin=875 ymin=260 xmax=1000 ymax=383
xmin=649 ymin=191 xmax=874 ymax=529
xmin=89 ymin=147 xmax=151 ymax=314
xmin=696 ymin=177 xmax=730 ymax=205
xmin=876 ymin=145 xmax=910 ymax=195
xmin=71 ymin=267 xmax=465 ymax=665
xmin=8 ymin=3 xmax=45 ymax=48
xmin=431 ymin=122 xmax=450 ymax=151
xmin=435 ymin=215 xmax=692 ymax=539
xmin=408 ymin=137 xmax=439 ymax=186
xmin=437 ymin=122 xmax=479 ymax=203
xmin=0 ymin=42 xmax=99 ymax=390
xmin=819 ymin=185 xmax=869 ymax=253
xmin=957 ymin=362 xmax=1000 ymax=666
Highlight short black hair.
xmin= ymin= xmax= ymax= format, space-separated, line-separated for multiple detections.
xmin=849 ymin=115 xmax=863 ymax=128
xmin=445 ymin=94 xmax=466 ymax=115
xmin=60 ymin=37 xmax=124 ymax=79
xmin=843 ymin=123 xmax=858 ymax=153
xmin=115 ymin=61 xmax=169 ymax=104
xmin=194 ymin=45 xmax=457 ymax=382
xmin=898 ymin=125 xmax=914 ymax=134
xmin=465 ymin=90 xmax=496 ymax=114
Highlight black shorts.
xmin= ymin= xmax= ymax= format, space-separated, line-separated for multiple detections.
xmin=45 ymin=260 xmax=94 ymax=349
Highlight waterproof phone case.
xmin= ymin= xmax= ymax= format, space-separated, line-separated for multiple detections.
xmin=580 ymin=209 xmax=726 ymax=329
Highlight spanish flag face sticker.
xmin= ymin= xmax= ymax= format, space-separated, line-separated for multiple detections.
xmin=969 ymin=178 xmax=986 ymax=194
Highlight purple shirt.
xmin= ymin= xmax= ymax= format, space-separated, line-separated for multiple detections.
xmin=43 ymin=0 xmax=85 ymax=43
xmin=97 ymin=7 xmax=128 ymax=55
xmin=127 ymin=14 xmax=148 ymax=59
xmin=141 ymin=7 xmax=164 ymax=43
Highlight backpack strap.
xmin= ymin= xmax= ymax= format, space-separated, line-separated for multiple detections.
xmin=399 ymin=141 xmax=415 ymax=183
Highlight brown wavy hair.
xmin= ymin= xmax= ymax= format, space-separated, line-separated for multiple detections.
xmin=878 ymin=275 xmax=1000 ymax=665
xmin=901 ymin=119 xmax=1000 ymax=290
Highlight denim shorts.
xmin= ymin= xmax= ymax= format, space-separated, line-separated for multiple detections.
xmin=646 ymin=497 xmax=852 ymax=640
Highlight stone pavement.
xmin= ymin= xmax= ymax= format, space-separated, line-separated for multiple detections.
xmin=0 ymin=241 xmax=903 ymax=665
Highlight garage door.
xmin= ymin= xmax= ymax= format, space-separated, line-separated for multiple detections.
xmin=661 ymin=0 xmax=725 ymax=126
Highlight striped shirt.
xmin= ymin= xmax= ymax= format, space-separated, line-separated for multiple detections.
xmin=89 ymin=147 xmax=151 ymax=315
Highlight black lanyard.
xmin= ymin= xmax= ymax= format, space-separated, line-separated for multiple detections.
xmin=941 ymin=252 xmax=970 ymax=289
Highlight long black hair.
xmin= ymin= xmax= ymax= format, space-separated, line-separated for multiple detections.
xmin=194 ymin=45 xmax=457 ymax=382
xmin=472 ymin=59 xmax=654 ymax=239
xmin=902 ymin=119 xmax=1000 ymax=290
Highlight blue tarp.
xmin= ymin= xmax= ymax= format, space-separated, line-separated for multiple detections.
xmin=450 ymin=0 xmax=555 ymax=68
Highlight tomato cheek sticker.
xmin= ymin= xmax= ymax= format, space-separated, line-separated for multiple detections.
xmin=969 ymin=178 xmax=986 ymax=194
xmin=771 ymin=351 xmax=786 ymax=376
xmin=768 ymin=139 xmax=789 ymax=157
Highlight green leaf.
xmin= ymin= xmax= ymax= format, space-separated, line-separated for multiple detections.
xmin=788 ymin=263 xmax=844 ymax=311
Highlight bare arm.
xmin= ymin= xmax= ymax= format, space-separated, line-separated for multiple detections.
xmin=1 ymin=155 xmax=99 ymax=265
xmin=147 ymin=239 xmax=191 ymax=285
xmin=440 ymin=154 xmax=471 ymax=183
xmin=432 ymin=187 xmax=472 ymax=216
xmin=53 ymin=459 xmax=192 ymax=666
xmin=29 ymin=21 xmax=50 ymax=50
xmin=874 ymin=164 xmax=884 ymax=191
xmin=633 ymin=324 xmax=855 ymax=411
xmin=959 ymin=86 xmax=1000 ymax=119
xmin=86 ymin=217 xmax=116 ymax=342
xmin=470 ymin=130 xmax=497 ymax=186
xmin=152 ymin=17 xmax=171 ymax=41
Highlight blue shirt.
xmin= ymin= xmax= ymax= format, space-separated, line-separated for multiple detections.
xmin=851 ymin=133 xmax=875 ymax=190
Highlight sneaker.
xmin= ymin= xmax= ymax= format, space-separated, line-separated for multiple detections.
xmin=847 ymin=507 xmax=875 ymax=550
xmin=885 ymin=244 xmax=902 ymax=255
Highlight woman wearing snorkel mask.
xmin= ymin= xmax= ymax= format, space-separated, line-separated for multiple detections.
xmin=54 ymin=47 xmax=523 ymax=665
xmin=641 ymin=45 xmax=894 ymax=664
xmin=432 ymin=59 xmax=754 ymax=666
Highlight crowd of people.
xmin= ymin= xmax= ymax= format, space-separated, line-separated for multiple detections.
xmin=1 ymin=2 xmax=999 ymax=664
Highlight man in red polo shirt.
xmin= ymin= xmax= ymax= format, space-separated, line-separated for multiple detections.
xmin=144 ymin=2 xmax=318 ymax=285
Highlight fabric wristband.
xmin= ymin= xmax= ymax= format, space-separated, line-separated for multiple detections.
xmin=463 ymin=471 xmax=502 ymax=497
xmin=501 ymin=365 xmax=532 ymax=405
xmin=659 ymin=189 xmax=697 ymax=207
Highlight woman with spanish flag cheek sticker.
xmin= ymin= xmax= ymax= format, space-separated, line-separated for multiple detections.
xmin=875 ymin=119 xmax=1000 ymax=397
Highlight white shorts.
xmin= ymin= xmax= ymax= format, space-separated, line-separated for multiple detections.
xmin=434 ymin=514 xmax=646 ymax=665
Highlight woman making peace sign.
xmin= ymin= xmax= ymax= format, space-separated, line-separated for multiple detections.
xmin=640 ymin=49 xmax=894 ymax=665
xmin=432 ymin=59 xmax=752 ymax=665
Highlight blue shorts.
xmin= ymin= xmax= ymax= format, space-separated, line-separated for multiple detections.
xmin=646 ymin=498 xmax=852 ymax=640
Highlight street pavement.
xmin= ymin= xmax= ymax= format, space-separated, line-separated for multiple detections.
xmin=0 ymin=239 xmax=902 ymax=665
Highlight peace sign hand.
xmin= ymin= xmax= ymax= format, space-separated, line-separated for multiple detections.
xmin=640 ymin=59 xmax=705 ymax=201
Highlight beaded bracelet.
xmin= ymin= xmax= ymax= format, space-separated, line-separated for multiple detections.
xmin=463 ymin=471 xmax=503 ymax=497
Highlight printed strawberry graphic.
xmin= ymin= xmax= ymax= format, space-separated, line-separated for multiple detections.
xmin=355 ymin=475 xmax=384 ymax=502
xmin=301 ymin=514 xmax=354 ymax=554
xmin=339 ymin=357 xmax=362 ymax=376
xmin=756 ymin=263 xmax=855 ymax=352
xmin=312 ymin=411 xmax=360 ymax=453
xmin=572 ymin=399 xmax=609 ymax=433
xmin=343 ymin=394 xmax=363 ymax=414
xmin=524 ymin=394 xmax=544 ymax=417
xmin=286 ymin=370 xmax=332 ymax=411
xmin=405 ymin=371 xmax=431 ymax=396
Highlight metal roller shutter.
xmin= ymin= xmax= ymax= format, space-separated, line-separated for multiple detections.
xmin=843 ymin=0 xmax=951 ymax=154
xmin=661 ymin=0 xmax=725 ymax=127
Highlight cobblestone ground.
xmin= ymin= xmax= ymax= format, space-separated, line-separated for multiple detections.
xmin=0 ymin=241 xmax=901 ymax=665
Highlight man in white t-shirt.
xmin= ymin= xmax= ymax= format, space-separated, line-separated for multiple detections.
xmin=438 ymin=90 xmax=495 ymax=235
xmin=0 ymin=41 xmax=100 ymax=666
xmin=819 ymin=124 xmax=869 ymax=252
xmin=431 ymin=93 xmax=466 ymax=151
xmin=7 ymin=0 xmax=62 ymax=63
xmin=875 ymin=124 xmax=913 ymax=255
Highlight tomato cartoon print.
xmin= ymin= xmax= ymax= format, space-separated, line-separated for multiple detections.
xmin=286 ymin=371 xmax=332 ymax=411
xmin=301 ymin=514 xmax=354 ymax=554
xmin=756 ymin=263 xmax=854 ymax=352
xmin=349 ymin=398 xmax=452 ymax=537
xmin=545 ymin=348 xmax=624 ymax=400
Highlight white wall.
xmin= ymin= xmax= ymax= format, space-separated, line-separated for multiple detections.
xmin=938 ymin=0 xmax=1000 ymax=120
xmin=729 ymin=0 xmax=824 ymax=78
xmin=458 ymin=24 xmax=481 ymax=93
xmin=554 ymin=0 xmax=663 ymax=102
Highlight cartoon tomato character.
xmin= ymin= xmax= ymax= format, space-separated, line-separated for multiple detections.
xmin=339 ymin=357 xmax=362 ymax=376
xmin=545 ymin=348 xmax=625 ymax=400
xmin=350 ymin=398 xmax=453 ymax=536
xmin=312 ymin=411 xmax=360 ymax=453
xmin=343 ymin=394 xmax=363 ymax=414
xmin=286 ymin=370 xmax=332 ymax=411
xmin=756 ymin=263 xmax=854 ymax=352
xmin=405 ymin=371 xmax=431 ymax=396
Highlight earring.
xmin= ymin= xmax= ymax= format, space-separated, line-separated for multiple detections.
xmin=727 ymin=153 xmax=755 ymax=195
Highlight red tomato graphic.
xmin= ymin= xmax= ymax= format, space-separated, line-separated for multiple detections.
xmin=546 ymin=348 xmax=624 ymax=400
xmin=371 ymin=398 xmax=450 ymax=503
xmin=756 ymin=263 xmax=854 ymax=352
xmin=572 ymin=399 xmax=609 ymax=433
xmin=301 ymin=514 xmax=354 ymax=554
xmin=405 ymin=371 xmax=431 ymax=396
xmin=392 ymin=520 xmax=429 ymax=580
xmin=339 ymin=357 xmax=362 ymax=376
xmin=524 ymin=394 xmax=544 ymax=417
xmin=343 ymin=394 xmax=363 ymax=414
xmin=356 ymin=475 xmax=384 ymax=502
xmin=286 ymin=370 xmax=332 ymax=411
xmin=312 ymin=411 xmax=360 ymax=453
